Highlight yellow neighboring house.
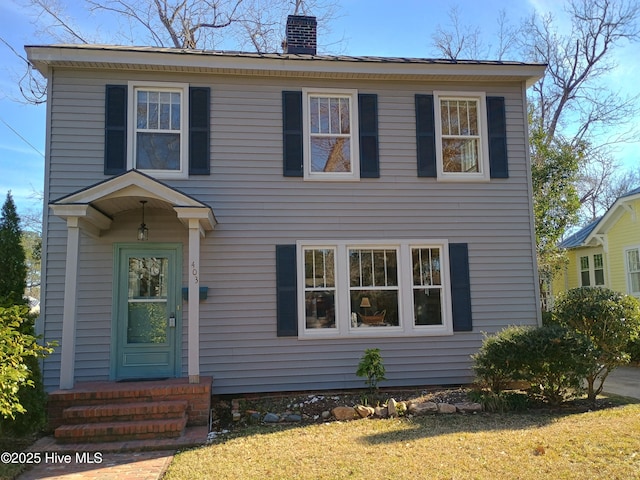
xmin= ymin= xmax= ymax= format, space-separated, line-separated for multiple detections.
xmin=552 ymin=187 xmax=640 ymax=304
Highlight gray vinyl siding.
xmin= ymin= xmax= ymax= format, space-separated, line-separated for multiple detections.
xmin=41 ymin=67 xmax=538 ymax=393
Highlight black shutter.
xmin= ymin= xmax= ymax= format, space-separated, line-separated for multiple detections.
xmin=415 ymin=94 xmax=437 ymax=177
xmin=358 ymin=94 xmax=379 ymax=178
xmin=104 ymin=85 xmax=127 ymax=175
xmin=449 ymin=243 xmax=472 ymax=332
xmin=276 ymin=245 xmax=298 ymax=337
xmin=282 ymin=91 xmax=303 ymax=177
xmin=487 ymin=96 xmax=508 ymax=178
xmin=189 ymin=87 xmax=211 ymax=175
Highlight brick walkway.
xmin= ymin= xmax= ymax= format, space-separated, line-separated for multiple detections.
xmin=15 ymin=425 xmax=208 ymax=479
xmin=16 ymin=451 xmax=174 ymax=480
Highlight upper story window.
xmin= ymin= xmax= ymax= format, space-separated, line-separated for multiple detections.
xmin=302 ymin=88 xmax=360 ymax=181
xmin=579 ymin=253 xmax=605 ymax=287
xmin=626 ymin=247 xmax=640 ymax=296
xmin=128 ymin=82 xmax=189 ymax=178
xmin=434 ymin=91 xmax=490 ymax=181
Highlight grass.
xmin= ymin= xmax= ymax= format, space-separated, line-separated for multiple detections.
xmin=164 ymin=397 xmax=640 ymax=480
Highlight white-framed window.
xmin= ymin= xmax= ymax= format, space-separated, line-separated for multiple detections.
xmin=297 ymin=240 xmax=453 ymax=338
xmin=625 ymin=247 xmax=640 ymax=296
xmin=128 ymin=82 xmax=189 ymax=179
xmin=434 ymin=91 xmax=490 ymax=181
xmin=579 ymin=253 xmax=605 ymax=287
xmin=302 ymin=88 xmax=360 ymax=181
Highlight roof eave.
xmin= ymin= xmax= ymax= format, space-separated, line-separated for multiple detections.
xmin=25 ymin=44 xmax=546 ymax=85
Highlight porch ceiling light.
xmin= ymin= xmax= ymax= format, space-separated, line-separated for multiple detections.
xmin=137 ymin=200 xmax=149 ymax=241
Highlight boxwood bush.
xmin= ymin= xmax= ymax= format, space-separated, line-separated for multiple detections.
xmin=472 ymin=324 xmax=593 ymax=406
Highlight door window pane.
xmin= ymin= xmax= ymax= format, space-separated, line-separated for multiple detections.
xmin=127 ymin=257 xmax=169 ymax=344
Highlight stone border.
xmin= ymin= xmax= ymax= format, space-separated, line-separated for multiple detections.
xmin=230 ymin=397 xmax=482 ymax=424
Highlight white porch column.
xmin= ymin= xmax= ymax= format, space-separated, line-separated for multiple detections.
xmin=187 ymin=218 xmax=201 ymax=384
xmin=59 ymin=217 xmax=80 ymax=389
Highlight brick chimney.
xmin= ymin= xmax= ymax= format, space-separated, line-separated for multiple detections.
xmin=285 ymin=15 xmax=317 ymax=55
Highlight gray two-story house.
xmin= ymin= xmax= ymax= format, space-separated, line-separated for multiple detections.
xmin=26 ymin=16 xmax=544 ymax=421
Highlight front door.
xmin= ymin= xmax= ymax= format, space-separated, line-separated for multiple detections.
xmin=113 ymin=244 xmax=181 ymax=380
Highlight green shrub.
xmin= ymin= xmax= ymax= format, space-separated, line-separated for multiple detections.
xmin=628 ymin=338 xmax=640 ymax=364
xmin=472 ymin=325 xmax=527 ymax=393
xmin=356 ymin=348 xmax=386 ymax=392
xmin=515 ymin=324 xmax=594 ymax=405
xmin=472 ymin=324 xmax=593 ymax=405
xmin=553 ymin=287 xmax=640 ymax=403
xmin=0 ymin=306 xmax=53 ymax=436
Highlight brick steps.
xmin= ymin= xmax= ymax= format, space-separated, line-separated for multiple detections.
xmin=47 ymin=377 xmax=212 ymax=446
xmin=62 ymin=400 xmax=189 ymax=424
xmin=54 ymin=416 xmax=188 ymax=443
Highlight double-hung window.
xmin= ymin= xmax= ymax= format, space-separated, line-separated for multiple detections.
xmin=434 ymin=91 xmax=490 ymax=181
xmin=298 ymin=240 xmax=453 ymax=338
xmin=626 ymin=247 xmax=640 ymax=296
xmin=303 ymin=89 xmax=359 ymax=181
xmin=579 ymin=253 xmax=605 ymax=287
xmin=129 ymin=82 xmax=188 ymax=178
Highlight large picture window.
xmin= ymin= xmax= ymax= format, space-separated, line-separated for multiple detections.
xmin=298 ymin=240 xmax=453 ymax=337
xmin=349 ymin=248 xmax=399 ymax=328
xmin=128 ymin=82 xmax=188 ymax=178
xmin=434 ymin=91 xmax=490 ymax=181
xmin=303 ymin=89 xmax=359 ymax=181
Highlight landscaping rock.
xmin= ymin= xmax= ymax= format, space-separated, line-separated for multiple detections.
xmin=355 ymin=405 xmax=375 ymax=418
xmin=388 ymin=398 xmax=398 ymax=417
xmin=408 ymin=401 xmax=438 ymax=415
xmin=263 ymin=413 xmax=280 ymax=423
xmin=437 ymin=403 xmax=457 ymax=414
xmin=332 ymin=406 xmax=359 ymax=421
xmin=321 ymin=410 xmax=331 ymax=420
xmin=284 ymin=414 xmax=302 ymax=422
xmin=374 ymin=406 xmax=388 ymax=418
xmin=455 ymin=402 xmax=483 ymax=413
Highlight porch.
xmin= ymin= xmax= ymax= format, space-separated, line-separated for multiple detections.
xmin=43 ymin=377 xmax=212 ymax=452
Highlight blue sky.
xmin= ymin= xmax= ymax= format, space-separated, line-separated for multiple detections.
xmin=1 ymin=0 xmax=639 ymax=218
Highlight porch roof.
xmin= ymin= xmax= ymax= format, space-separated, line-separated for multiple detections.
xmin=49 ymin=170 xmax=217 ymax=237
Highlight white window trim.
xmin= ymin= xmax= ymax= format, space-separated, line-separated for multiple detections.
xmin=302 ymin=88 xmax=360 ymax=182
xmin=127 ymin=81 xmax=189 ymax=179
xmin=433 ymin=91 xmax=490 ymax=182
xmin=577 ymin=252 xmax=606 ymax=287
xmin=624 ymin=246 xmax=640 ymax=297
xmin=296 ymin=239 xmax=453 ymax=338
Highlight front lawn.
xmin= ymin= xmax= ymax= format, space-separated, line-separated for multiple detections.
xmin=164 ymin=398 xmax=640 ymax=480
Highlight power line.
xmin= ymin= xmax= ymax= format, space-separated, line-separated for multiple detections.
xmin=0 ymin=116 xmax=45 ymax=158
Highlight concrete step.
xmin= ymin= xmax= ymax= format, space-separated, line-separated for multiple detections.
xmin=62 ymin=400 xmax=188 ymax=424
xmin=54 ymin=416 xmax=188 ymax=444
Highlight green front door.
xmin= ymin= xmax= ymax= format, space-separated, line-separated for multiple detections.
xmin=113 ymin=244 xmax=181 ymax=380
